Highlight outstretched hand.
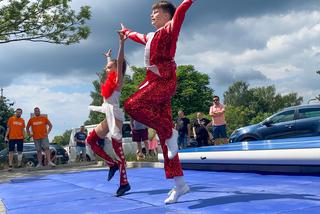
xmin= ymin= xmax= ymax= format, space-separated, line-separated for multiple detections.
xmin=120 ymin=23 xmax=126 ymax=32
xmin=117 ymin=31 xmax=127 ymax=41
xmin=103 ymin=49 xmax=112 ymax=58
xmin=118 ymin=23 xmax=127 ymax=41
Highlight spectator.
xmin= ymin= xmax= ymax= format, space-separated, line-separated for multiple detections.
xmin=175 ymin=110 xmax=190 ymax=149
xmin=130 ymin=119 xmax=149 ymax=160
xmin=5 ymin=108 xmax=26 ymax=171
xmin=193 ymin=112 xmax=211 ymax=147
xmin=148 ymin=128 xmax=158 ymax=156
xmin=27 ymin=107 xmax=55 ymax=167
xmin=74 ymin=125 xmax=87 ymax=162
xmin=209 ymin=95 xmax=228 ymax=145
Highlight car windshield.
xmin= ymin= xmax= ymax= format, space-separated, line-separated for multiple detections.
xmin=268 ymin=110 xmax=295 ymax=124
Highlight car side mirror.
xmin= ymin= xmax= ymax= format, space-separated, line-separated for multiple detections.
xmin=262 ymin=119 xmax=273 ymax=127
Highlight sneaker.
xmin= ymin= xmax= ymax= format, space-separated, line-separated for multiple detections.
xmin=107 ymin=164 xmax=119 ymax=181
xmin=8 ymin=165 xmax=13 ymax=172
xmin=18 ymin=165 xmax=22 ymax=168
xmin=48 ymin=161 xmax=56 ymax=167
xmin=116 ymin=183 xmax=131 ymax=197
xmin=164 ymin=184 xmax=190 ymax=204
xmin=36 ymin=163 xmax=43 ymax=168
xmin=165 ymin=129 xmax=179 ymax=159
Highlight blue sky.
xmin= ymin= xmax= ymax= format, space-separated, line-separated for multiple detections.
xmin=1 ymin=0 xmax=320 ymax=139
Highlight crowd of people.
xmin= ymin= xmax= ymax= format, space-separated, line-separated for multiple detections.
xmin=175 ymin=95 xmax=228 ymax=149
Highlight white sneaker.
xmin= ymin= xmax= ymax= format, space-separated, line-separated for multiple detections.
xmin=36 ymin=163 xmax=42 ymax=168
xmin=48 ymin=161 xmax=56 ymax=167
xmin=165 ymin=129 xmax=179 ymax=159
xmin=164 ymin=184 xmax=190 ymax=204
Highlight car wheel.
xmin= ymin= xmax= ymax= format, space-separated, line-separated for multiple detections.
xmin=242 ymin=138 xmax=257 ymax=142
xmin=25 ymin=160 xmax=36 ymax=168
xmin=50 ymin=150 xmax=57 ymax=164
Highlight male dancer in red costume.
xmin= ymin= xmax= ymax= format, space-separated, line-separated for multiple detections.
xmin=86 ymin=32 xmax=130 ymax=197
xmin=121 ymin=0 xmax=195 ymax=204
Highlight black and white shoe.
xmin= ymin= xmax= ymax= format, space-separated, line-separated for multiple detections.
xmin=107 ymin=164 xmax=119 ymax=181
xmin=116 ymin=183 xmax=131 ymax=197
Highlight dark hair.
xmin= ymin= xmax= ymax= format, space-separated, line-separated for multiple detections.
xmin=152 ymin=1 xmax=176 ymax=19
xmin=213 ymin=95 xmax=220 ymax=100
xmin=110 ymin=59 xmax=127 ymax=75
xmin=16 ymin=108 xmax=22 ymax=112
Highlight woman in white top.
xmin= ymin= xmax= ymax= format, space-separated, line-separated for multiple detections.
xmin=86 ymin=30 xmax=130 ymax=197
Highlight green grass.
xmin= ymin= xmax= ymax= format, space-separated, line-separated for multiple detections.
xmin=125 ymin=153 xmax=159 ymax=162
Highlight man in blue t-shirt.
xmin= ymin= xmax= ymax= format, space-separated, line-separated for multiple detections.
xmin=175 ymin=110 xmax=190 ymax=149
xmin=74 ymin=125 xmax=87 ymax=162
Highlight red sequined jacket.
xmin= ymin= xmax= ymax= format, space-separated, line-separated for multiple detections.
xmin=122 ymin=0 xmax=194 ymax=86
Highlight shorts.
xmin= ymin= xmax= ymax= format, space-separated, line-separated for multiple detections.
xmin=76 ymin=146 xmax=86 ymax=156
xmin=9 ymin=139 xmax=24 ymax=152
xmin=212 ymin=124 xmax=227 ymax=139
xmin=132 ymin=129 xmax=148 ymax=142
xmin=34 ymin=138 xmax=50 ymax=151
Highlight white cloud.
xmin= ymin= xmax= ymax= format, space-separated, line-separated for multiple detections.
xmin=176 ymin=10 xmax=320 ymax=102
xmin=4 ymin=74 xmax=93 ymax=140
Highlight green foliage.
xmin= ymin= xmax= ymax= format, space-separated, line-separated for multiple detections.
xmin=0 ymin=97 xmax=14 ymax=150
xmin=86 ymin=65 xmax=214 ymax=124
xmin=52 ymin=129 xmax=72 ymax=146
xmin=0 ymin=0 xmax=91 ymax=45
xmin=173 ymin=65 xmax=214 ymax=117
xmin=224 ymin=81 xmax=303 ymax=135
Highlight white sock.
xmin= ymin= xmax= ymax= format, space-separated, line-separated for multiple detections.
xmin=17 ymin=153 xmax=22 ymax=162
xmin=174 ymin=176 xmax=186 ymax=189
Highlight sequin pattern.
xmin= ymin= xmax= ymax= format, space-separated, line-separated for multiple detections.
xmin=124 ymin=0 xmax=193 ymax=179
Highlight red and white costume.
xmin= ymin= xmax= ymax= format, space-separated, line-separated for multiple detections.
xmin=87 ymin=70 xmax=128 ymax=186
xmin=123 ymin=0 xmax=194 ymax=179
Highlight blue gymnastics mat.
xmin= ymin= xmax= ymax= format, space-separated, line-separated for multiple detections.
xmin=1 ymin=168 xmax=320 ymax=213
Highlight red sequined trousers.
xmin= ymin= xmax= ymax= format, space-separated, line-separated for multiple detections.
xmin=124 ymin=73 xmax=183 ymax=179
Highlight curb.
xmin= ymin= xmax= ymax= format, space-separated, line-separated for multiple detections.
xmin=0 ymin=199 xmax=6 ymax=214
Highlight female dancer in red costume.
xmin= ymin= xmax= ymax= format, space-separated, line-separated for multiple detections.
xmin=86 ymin=32 xmax=130 ymax=197
xmin=121 ymin=0 xmax=195 ymax=204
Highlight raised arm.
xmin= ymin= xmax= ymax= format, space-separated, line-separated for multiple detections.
xmin=103 ymin=49 xmax=112 ymax=63
xmin=169 ymin=0 xmax=194 ymax=38
xmin=120 ymin=23 xmax=148 ymax=45
xmin=116 ymin=29 xmax=126 ymax=89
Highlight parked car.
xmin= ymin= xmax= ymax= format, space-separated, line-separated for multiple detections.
xmin=68 ymin=121 xmax=137 ymax=162
xmin=229 ymin=104 xmax=320 ymax=143
xmin=0 ymin=143 xmax=69 ymax=167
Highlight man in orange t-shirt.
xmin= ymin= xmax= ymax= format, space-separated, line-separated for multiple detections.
xmin=5 ymin=108 xmax=26 ymax=171
xmin=27 ymin=107 xmax=55 ymax=167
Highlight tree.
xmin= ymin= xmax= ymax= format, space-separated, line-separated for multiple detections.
xmin=0 ymin=96 xmax=14 ymax=150
xmin=224 ymin=81 xmax=303 ymax=135
xmin=173 ymin=65 xmax=214 ymax=116
xmin=52 ymin=129 xmax=71 ymax=146
xmin=86 ymin=65 xmax=214 ymax=124
xmin=223 ymin=81 xmax=252 ymax=107
xmin=0 ymin=0 xmax=91 ymax=45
